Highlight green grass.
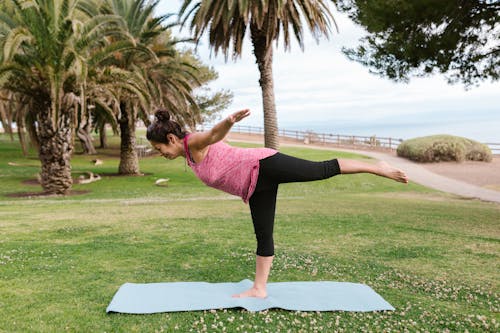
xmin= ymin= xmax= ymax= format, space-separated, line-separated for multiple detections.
xmin=0 ymin=134 xmax=499 ymax=332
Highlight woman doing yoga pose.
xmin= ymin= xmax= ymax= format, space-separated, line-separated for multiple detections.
xmin=147 ymin=109 xmax=408 ymax=299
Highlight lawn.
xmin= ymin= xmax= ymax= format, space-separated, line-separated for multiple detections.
xmin=0 ymin=134 xmax=498 ymax=332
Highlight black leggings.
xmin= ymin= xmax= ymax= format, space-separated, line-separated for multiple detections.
xmin=249 ymin=153 xmax=341 ymax=257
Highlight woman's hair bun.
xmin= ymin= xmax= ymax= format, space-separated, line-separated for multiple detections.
xmin=155 ymin=109 xmax=170 ymax=123
xmin=147 ymin=108 xmax=186 ymax=142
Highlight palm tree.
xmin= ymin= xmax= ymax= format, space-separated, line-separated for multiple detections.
xmin=180 ymin=0 xmax=336 ymax=149
xmin=0 ymin=0 xmax=134 ymax=194
xmin=100 ymin=0 xmax=169 ymax=175
xmin=102 ymin=0 xmax=205 ymax=175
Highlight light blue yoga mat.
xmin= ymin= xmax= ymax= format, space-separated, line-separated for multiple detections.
xmin=106 ymin=279 xmax=395 ymax=313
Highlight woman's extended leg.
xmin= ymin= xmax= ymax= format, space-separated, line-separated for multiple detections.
xmin=256 ymin=153 xmax=341 ymax=184
xmin=259 ymin=153 xmax=408 ymax=184
xmin=338 ymin=159 xmax=408 ymax=183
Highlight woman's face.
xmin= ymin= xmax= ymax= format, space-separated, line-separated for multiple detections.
xmin=150 ymin=135 xmax=184 ymax=160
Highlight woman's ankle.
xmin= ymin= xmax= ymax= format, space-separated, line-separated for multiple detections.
xmin=232 ymin=285 xmax=267 ymax=298
xmin=253 ymin=283 xmax=267 ymax=293
xmin=251 ymin=285 xmax=268 ymax=298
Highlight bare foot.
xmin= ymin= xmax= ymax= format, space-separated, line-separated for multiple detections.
xmin=232 ymin=287 xmax=267 ymax=299
xmin=377 ymin=161 xmax=409 ymax=183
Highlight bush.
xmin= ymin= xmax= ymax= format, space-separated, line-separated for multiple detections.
xmin=397 ymin=135 xmax=492 ymax=163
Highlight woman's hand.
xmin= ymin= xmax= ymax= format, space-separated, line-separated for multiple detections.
xmin=227 ymin=109 xmax=251 ymax=124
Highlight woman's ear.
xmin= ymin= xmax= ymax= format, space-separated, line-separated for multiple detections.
xmin=166 ymin=133 xmax=178 ymax=144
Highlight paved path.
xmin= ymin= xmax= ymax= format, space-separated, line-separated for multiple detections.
xmin=229 ymin=137 xmax=500 ymax=204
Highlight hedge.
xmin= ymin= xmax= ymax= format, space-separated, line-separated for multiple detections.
xmin=396 ymin=135 xmax=492 ymax=162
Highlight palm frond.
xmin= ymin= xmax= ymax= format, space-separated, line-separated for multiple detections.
xmin=2 ymin=27 xmax=31 ymax=61
xmin=181 ymin=0 xmax=336 ymax=57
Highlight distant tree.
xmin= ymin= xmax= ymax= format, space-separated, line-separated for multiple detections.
xmin=181 ymin=0 xmax=336 ymax=149
xmin=334 ymin=0 xmax=500 ymax=86
xmin=195 ymin=89 xmax=233 ymax=124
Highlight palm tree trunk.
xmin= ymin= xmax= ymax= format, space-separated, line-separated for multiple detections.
xmin=0 ymin=101 xmax=14 ymax=141
xmin=77 ymin=127 xmax=97 ymax=154
xmin=16 ymin=106 xmax=28 ymax=156
xmin=37 ymin=106 xmax=74 ymax=195
xmin=251 ymin=28 xmax=280 ymax=150
xmin=118 ymin=103 xmax=140 ymax=175
xmin=98 ymin=121 xmax=107 ymax=148
xmin=27 ymin=117 xmax=40 ymax=150
xmin=76 ymin=112 xmax=97 ymax=155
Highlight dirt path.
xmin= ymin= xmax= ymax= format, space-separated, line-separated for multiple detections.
xmin=227 ymin=132 xmax=500 ymax=203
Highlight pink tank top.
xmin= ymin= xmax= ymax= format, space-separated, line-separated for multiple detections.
xmin=183 ymin=134 xmax=277 ymax=203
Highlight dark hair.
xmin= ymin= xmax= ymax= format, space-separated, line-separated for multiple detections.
xmin=146 ymin=109 xmax=187 ymax=144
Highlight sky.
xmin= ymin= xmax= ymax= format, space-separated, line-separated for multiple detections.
xmin=157 ymin=1 xmax=500 ymax=143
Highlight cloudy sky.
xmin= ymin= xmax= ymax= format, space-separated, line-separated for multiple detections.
xmin=157 ymin=1 xmax=500 ymax=143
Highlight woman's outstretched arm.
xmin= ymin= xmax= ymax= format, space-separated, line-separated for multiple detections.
xmin=188 ymin=109 xmax=250 ymax=151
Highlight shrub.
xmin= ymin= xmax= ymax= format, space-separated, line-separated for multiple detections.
xmin=397 ymin=135 xmax=492 ymax=163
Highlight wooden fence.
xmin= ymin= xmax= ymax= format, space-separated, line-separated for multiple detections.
xmin=230 ymin=125 xmax=404 ymax=150
xmin=485 ymin=143 xmax=500 ymax=155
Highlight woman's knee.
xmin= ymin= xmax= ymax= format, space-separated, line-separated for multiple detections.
xmin=254 ymin=229 xmax=274 ymax=256
xmin=256 ymin=239 xmax=274 ymax=257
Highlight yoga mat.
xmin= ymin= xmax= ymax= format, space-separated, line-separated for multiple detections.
xmin=106 ymin=279 xmax=395 ymax=313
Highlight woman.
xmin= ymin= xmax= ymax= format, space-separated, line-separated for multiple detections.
xmin=147 ymin=108 xmax=408 ymax=298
